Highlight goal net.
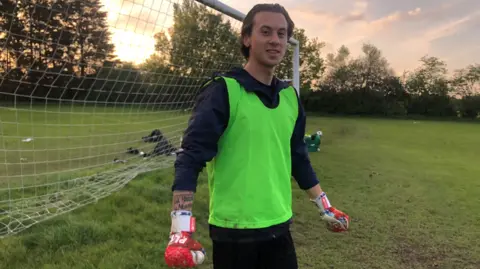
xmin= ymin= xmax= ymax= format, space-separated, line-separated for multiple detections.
xmin=0 ymin=0 xmax=299 ymax=238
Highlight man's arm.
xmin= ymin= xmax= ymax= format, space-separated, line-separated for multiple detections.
xmin=305 ymin=184 xmax=323 ymax=199
xmin=290 ymin=96 xmax=322 ymax=198
xmin=171 ymin=78 xmax=229 ymax=212
xmin=172 ymin=191 xmax=195 ymax=211
xmin=290 ymin=97 xmax=350 ymax=232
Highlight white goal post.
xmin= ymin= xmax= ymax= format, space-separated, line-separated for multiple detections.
xmin=0 ymin=0 xmax=300 ymax=238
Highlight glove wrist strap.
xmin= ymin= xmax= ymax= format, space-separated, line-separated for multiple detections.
xmin=170 ymin=210 xmax=196 ymax=233
xmin=312 ymin=192 xmax=331 ymax=213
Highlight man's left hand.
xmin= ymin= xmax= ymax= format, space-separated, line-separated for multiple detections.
xmin=312 ymin=192 xmax=350 ymax=232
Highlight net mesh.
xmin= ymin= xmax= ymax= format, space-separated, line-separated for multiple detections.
xmin=0 ymin=0 xmax=253 ymax=237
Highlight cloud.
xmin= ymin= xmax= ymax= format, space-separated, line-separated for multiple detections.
xmin=408 ymin=7 xmax=421 ymax=16
xmin=338 ymin=1 xmax=368 ymax=22
xmin=276 ymin=0 xmax=479 ymax=73
xmin=423 ymin=10 xmax=480 ymax=42
xmin=287 ymin=0 xmax=368 ymax=24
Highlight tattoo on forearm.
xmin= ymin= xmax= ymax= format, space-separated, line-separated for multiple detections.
xmin=172 ymin=191 xmax=194 ymax=211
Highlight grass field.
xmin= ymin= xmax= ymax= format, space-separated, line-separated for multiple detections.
xmin=0 ymin=105 xmax=189 ymax=179
xmin=1 ymin=113 xmax=480 ymax=269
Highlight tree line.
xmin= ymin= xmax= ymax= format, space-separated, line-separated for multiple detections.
xmin=1 ymin=0 xmax=478 ymax=118
xmin=304 ymin=45 xmax=480 ymax=119
xmin=0 ymin=0 xmax=118 ymax=103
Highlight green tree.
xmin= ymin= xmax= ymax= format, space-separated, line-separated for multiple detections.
xmin=405 ymin=55 xmax=450 ymax=96
xmin=404 ymin=55 xmax=456 ymax=117
xmin=0 ymin=0 xmax=24 ymax=74
xmin=322 ymin=45 xmax=354 ymax=91
xmin=0 ymin=0 xmax=68 ymax=102
xmin=168 ymin=0 xmax=244 ymax=77
xmin=356 ymin=43 xmax=395 ymax=89
xmin=326 ymin=45 xmax=350 ymax=71
xmin=276 ymin=28 xmax=326 ymax=92
xmin=60 ymin=0 xmax=116 ymax=77
xmin=451 ymin=64 xmax=480 ymax=97
xmin=0 ymin=0 xmax=116 ymax=103
xmin=322 ymin=43 xmax=393 ymax=91
xmin=451 ymin=64 xmax=480 ymax=118
xmin=141 ymin=29 xmax=174 ymax=85
xmin=144 ymin=0 xmax=246 ymax=109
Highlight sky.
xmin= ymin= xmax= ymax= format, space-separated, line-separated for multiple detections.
xmin=101 ymin=0 xmax=480 ymax=76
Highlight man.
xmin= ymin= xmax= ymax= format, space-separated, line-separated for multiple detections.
xmin=164 ymin=3 xmax=350 ymax=269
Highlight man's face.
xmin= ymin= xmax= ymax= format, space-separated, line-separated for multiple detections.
xmin=244 ymin=11 xmax=289 ymax=68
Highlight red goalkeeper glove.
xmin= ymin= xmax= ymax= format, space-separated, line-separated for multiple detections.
xmin=164 ymin=210 xmax=206 ymax=268
xmin=312 ymin=192 xmax=350 ymax=232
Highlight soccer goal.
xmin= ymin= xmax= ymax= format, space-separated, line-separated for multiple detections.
xmin=0 ymin=0 xmax=300 ymax=238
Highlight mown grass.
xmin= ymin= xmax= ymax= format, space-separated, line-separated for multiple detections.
xmin=1 ymin=115 xmax=479 ymax=269
xmin=0 ymin=105 xmax=188 ymax=180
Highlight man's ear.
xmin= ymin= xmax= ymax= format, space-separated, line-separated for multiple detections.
xmin=242 ymin=35 xmax=251 ymax=48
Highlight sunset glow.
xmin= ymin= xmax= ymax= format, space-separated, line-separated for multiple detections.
xmin=100 ymin=0 xmax=174 ymax=64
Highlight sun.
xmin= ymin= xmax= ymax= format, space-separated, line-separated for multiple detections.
xmin=100 ymin=0 xmax=173 ymax=65
xmin=110 ymin=29 xmax=156 ymax=64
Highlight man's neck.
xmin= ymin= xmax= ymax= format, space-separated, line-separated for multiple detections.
xmin=244 ymin=60 xmax=275 ymax=86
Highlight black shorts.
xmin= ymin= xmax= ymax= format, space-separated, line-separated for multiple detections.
xmin=211 ymin=230 xmax=298 ymax=269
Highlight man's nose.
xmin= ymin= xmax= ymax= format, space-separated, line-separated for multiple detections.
xmin=269 ymin=33 xmax=281 ymax=44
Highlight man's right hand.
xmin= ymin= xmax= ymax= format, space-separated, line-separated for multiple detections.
xmin=164 ymin=210 xmax=206 ymax=268
xmin=165 ymin=231 xmax=205 ymax=268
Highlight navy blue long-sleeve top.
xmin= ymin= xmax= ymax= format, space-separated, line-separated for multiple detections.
xmin=172 ymin=67 xmax=320 ymax=193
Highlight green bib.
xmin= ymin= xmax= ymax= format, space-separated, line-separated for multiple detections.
xmin=206 ymin=76 xmax=299 ymax=229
